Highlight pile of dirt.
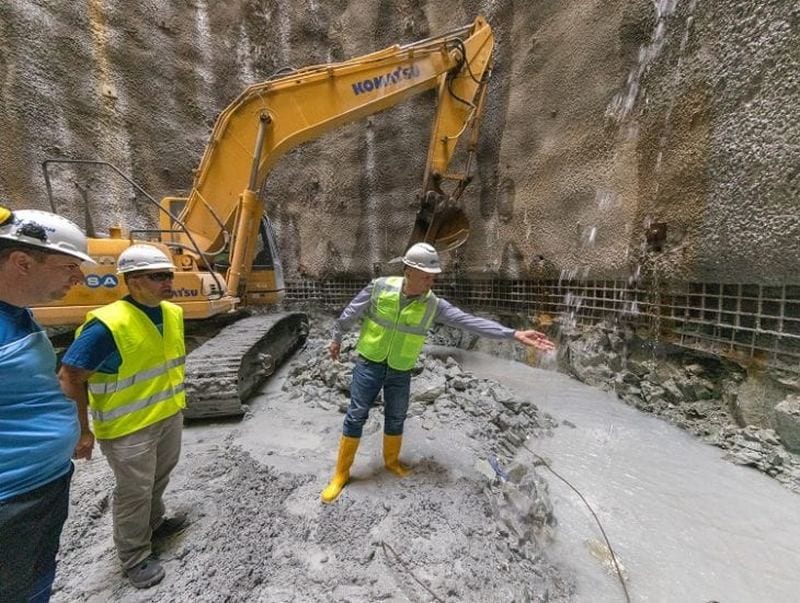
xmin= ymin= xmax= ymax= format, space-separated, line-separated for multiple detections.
xmin=283 ymin=333 xmax=556 ymax=463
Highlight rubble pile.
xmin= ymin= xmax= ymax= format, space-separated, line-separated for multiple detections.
xmin=283 ymin=334 xmax=558 ymax=463
xmin=51 ymin=309 xmax=576 ymax=601
xmin=57 ymin=432 xmax=573 ymax=602
xmin=487 ymin=462 xmax=558 ymax=557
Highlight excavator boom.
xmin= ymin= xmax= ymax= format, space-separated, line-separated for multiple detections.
xmin=171 ymin=16 xmax=493 ymax=298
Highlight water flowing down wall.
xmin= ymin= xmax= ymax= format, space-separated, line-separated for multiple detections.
xmin=0 ymin=0 xmax=797 ymax=283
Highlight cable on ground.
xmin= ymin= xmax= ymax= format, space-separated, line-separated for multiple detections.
xmin=380 ymin=540 xmax=445 ymax=602
xmin=520 ymin=443 xmax=631 ymax=603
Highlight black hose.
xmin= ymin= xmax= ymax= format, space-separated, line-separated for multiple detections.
xmin=380 ymin=541 xmax=445 ymax=602
xmin=443 ymin=39 xmax=487 ymax=109
xmin=521 ymin=443 xmax=632 ymax=603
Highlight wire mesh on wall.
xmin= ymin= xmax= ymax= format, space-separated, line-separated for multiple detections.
xmin=285 ymin=278 xmax=800 ymax=372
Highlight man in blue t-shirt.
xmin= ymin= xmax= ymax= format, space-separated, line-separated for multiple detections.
xmin=0 ymin=206 xmax=95 ymax=602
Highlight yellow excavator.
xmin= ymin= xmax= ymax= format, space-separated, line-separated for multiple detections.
xmin=32 ymin=16 xmax=494 ymax=418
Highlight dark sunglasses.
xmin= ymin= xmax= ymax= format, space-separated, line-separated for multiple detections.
xmin=143 ymin=272 xmax=174 ymax=282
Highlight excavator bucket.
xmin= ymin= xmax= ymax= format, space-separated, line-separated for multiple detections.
xmin=408 ymin=195 xmax=471 ymax=252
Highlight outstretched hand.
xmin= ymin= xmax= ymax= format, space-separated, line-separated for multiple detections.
xmin=513 ymin=329 xmax=555 ymax=352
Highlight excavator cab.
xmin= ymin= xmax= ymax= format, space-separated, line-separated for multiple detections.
xmin=213 ymin=217 xmax=284 ymax=305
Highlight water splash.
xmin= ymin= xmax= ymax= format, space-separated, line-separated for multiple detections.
xmin=252 ymin=4 xmax=291 ymax=67
xmin=614 ymin=0 xmax=698 ymax=353
xmin=583 ymin=226 xmax=597 ymax=247
xmin=276 ymin=5 xmax=292 ymax=65
xmin=236 ymin=24 xmax=256 ymax=84
xmin=561 ymin=1 xmax=695 ymax=344
xmin=193 ymin=0 xmax=213 ymax=82
xmin=536 ymin=348 xmax=560 ymax=371
xmin=595 ymin=191 xmax=619 ymax=211
xmin=87 ymin=0 xmax=115 ymax=101
xmin=523 ymin=207 xmax=532 ymax=242
xmin=605 ymin=0 xmax=679 ymax=124
xmin=649 ymin=0 xmax=698 ymax=211
xmin=191 ymin=0 xmax=215 ymax=121
xmin=484 ymin=213 xmax=501 ymax=272
xmin=85 ymin=0 xmax=132 ymax=228
xmin=622 ymin=300 xmax=640 ymax=317
xmin=559 ymin=267 xmax=579 ymax=282
xmin=558 ymin=220 xmax=598 ymax=330
xmin=363 ymin=122 xmax=381 ymax=269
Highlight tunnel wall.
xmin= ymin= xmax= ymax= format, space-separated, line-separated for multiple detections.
xmin=0 ymin=0 xmax=797 ymax=283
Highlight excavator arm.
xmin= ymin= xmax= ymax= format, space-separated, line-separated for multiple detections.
xmin=172 ymin=16 xmax=493 ymax=299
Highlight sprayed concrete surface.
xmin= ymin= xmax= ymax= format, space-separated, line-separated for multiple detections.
xmin=1 ymin=1 xmax=799 ymax=283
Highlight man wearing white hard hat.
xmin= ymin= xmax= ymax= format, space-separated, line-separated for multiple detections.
xmin=321 ymin=242 xmax=555 ymax=503
xmin=59 ymin=244 xmax=187 ymax=589
xmin=0 ymin=205 xmax=95 ymax=602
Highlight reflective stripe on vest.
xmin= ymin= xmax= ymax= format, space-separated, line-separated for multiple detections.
xmin=356 ymin=276 xmax=438 ymax=370
xmin=87 ymin=356 xmax=186 ymax=394
xmin=91 ymin=383 xmax=186 ymax=423
xmin=77 ymin=300 xmax=186 ymax=439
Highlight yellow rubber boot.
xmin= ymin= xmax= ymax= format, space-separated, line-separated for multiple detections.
xmin=383 ymin=434 xmax=411 ymax=477
xmin=321 ymin=435 xmax=360 ymax=503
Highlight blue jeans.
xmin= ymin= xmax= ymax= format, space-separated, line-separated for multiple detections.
xmin=342 ymin=357 xmax=411 ymax=438
xmin=0 ymin=464 xmax=73 ymax=603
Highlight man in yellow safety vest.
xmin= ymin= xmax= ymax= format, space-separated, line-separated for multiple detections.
xmin=321 ymin=242 xmax=555 ymax=503
xmin=59 ymin=244 xmax=187 ymax=589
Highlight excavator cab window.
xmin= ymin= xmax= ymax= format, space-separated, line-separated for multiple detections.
xmin=253 ymin=217 xmax=279 ymax=270
xmin=214 ymin=217 xmax=281 ymax=274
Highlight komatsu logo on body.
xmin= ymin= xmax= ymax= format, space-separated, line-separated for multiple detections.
xmin=352 ymin=65 xmax=422 ymax=96
xmin=171 ymin=288 xmax=199 ymax=298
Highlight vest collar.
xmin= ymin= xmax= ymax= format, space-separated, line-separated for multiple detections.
xmin=400 ymin=277 xmax=431 ymax=301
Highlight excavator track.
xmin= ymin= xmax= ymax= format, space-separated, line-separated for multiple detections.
xmin=183 ymin=312 xmax=308 ymax=419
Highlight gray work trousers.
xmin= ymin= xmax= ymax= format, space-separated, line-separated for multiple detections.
xmin=98 ymin=412 xmax=183 ymax=569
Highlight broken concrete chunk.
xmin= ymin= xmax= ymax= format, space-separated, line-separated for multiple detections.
xmin=775 ymin=396 xmax=800 ymax=453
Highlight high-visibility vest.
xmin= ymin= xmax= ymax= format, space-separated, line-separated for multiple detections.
xmin=356 ymin=276 xmax=438 ymax=371
xmin=76 ymin=300 xmax=185 ymax=440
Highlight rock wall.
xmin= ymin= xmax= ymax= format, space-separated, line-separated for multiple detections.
xmin=0 ymin=0 xmax=797 ymax=282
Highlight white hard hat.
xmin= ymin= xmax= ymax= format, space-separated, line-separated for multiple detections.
xmin=402 ymin=242 xmax=442 ymax=274
xmin=117 ymin=244 xmax=175 ymax=274
xmin=0 ymin=207 xmax=95 ymax=263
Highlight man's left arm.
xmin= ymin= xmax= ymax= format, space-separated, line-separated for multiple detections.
xmin=435 ymin=298 xmax=554 ymax=351
xmin=58 ymin=320 xmax=118 ymax=460
xmin=329 ymin=281 xmax=374 ymax=360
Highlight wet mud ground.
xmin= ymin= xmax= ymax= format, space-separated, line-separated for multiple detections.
xmin=52 ymin=314 xmax=800 ymax=601
xmin=52 ymin=328 xmax=573 ymax=602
